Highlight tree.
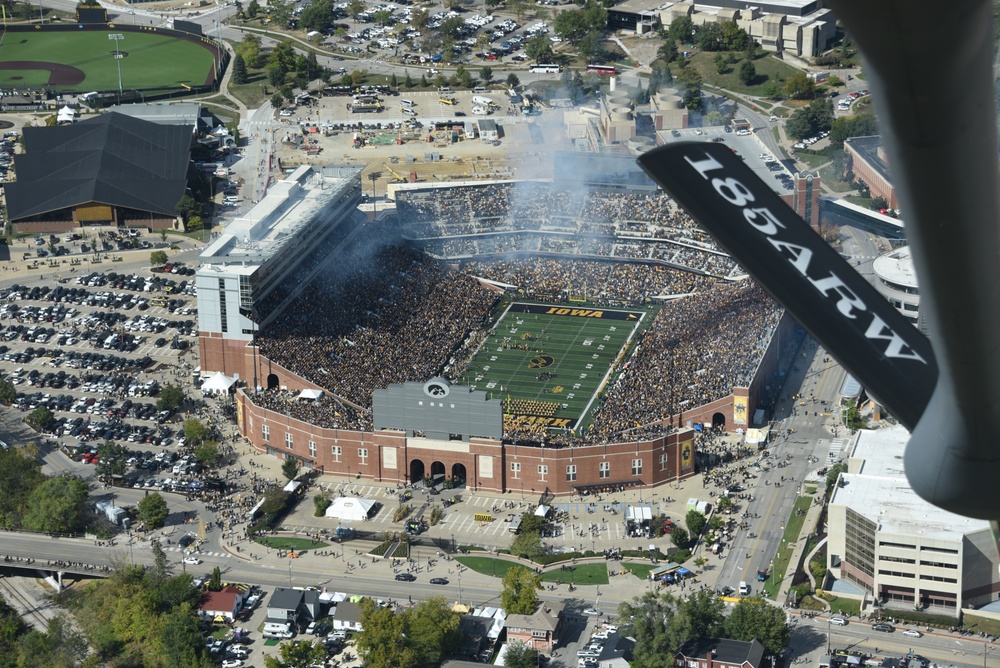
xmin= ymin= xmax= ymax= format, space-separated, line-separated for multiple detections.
xmin=269 ymin=41 xmax=296 ymax=74
xmin=232 ymin=53 xmax=248 ymax=85
xmin=825 ymin=462 xmax=848 ymax=490
xmin=685 ymin=510 xmax=706 ymax=537
xmin=174 ymin=195 xmax=200 ymax=222
xmin=716 ymin=496 xmax=733 ymax=513
xmin=185 ymin=215 xmax=204 ymax=232
xmin=479 ymin=66 xmax=494 ymax=83
xmin=183 ymin=419 xmax=210 ymax=446
xmin=553 ymin=8 xmax=590 ymax=43
xmin=525 ymin=33 xmax=554 ymax=63
xmin=25 ymin=406 xmax=55 ymax=432
xmin=509 ymin=528 xmax=544 ymax=559
xmin=785 ymin=108 xmax=813 ymax=140
xmin=160 ymin=608 xmax=205 ymax=668
xmin=305 ymin=51 xmax=320 ymax=80
xmin=299 ymin=0 xmax=333 ymax=32
xmin=264 ymin=639 xmax=327 ymax=668
xmin=676 ymin=66 xmax=703 ymax=111
xmin=267 ymin=62 xmax=286 ymax=89
xmin=409 ymin=7 xmax=429 ymax=31
xmin=270 ymin=92 xmax=285 ymax=108
xmin=506 ymin=73 xmax=520 ymax=88
xmin=96 ymin=440 xmax=130 ymax=481
xmin=696 ymin=22 xmax=723 ymax=51
xmin=0 ymin=378 xmax=15 ymax=405
xmin=407 ymin=597 xmax=461 ymax=666
xmin=578 ymin=31 xmax=605 ymax=62
xmin=656 ymin=38 xmax=678 ymax=64
xmin=282 ymin=457 xmax=300 ymax=481
xmin=0 ymin=448 xmax=44 ymax=529
xmin=500 ymin=565 xmax=539 ymax=615
xmin=150 ymin=250 xmax=168 ymax=267
xmin=666 ymin=15 xmax=694 ymax=43
xmin=670 ymin=525 xmax=689 ymax=548
xmin=193 ymin=441 xmax=219 ymax=467
xmin=723 ymin=596 xmax=790 ymax=654
xmin=346 ymin=0 xmax=365 ymax=22
xmin=669 ymin=589 xmax=725 ymax=647
xmin=236 ymin=32 xmax=263 ymax=69
xmin=738 ymin=59 xmax=756 ymax=85
xmin=314 ymin=494 xmax=332 ymax=517
xmin=617 ymin=591 xmax=679 ymax=667
xmin=156 ymin=384 xmax=184 ymax=412
xmin=713 ymin=53 xmax=728 ymax=74
xmin=784 ymin=71 xmax=816 ymax=100
xmin=137 ymin=492 xmax=169 ymax=529
xmin=828 ymin=109 xmax=879 ymax=148
xmin=501 ymin=640 xmax=537 ymax=668
xmin=246 ymin=0 xmax=260 ymax=18
xmin=354 ymin=599 xmax=418 ymax=668
xmin=261 ymin=487 xmax=290 ymax=515
xmin=207 ymin=566 xmax=222 ymax=591
xmin=22 ymin=475 xmax=89 ymax=534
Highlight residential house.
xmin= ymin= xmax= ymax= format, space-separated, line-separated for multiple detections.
xmin=675 ymin=638 xmax=767 ymax=668
xmin=504 ymin=601 xmax=563 ymax=653
xmin=332 ymin=600 xmax=364 ymax=632
xmin=198 ymin=586 xmax=243 ymax=623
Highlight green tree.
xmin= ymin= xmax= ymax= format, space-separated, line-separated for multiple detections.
xmin=346 ymin=0 xmax=365 ymax=22
xmin=150 ymin=250 xmax=168 ymax=267
xmin=185 ymin=215 xmax=204 ymax=232
xmin=825 ymin=462 xmax=848 ymax=490
xmin=738 ymin=59 xmax=756 ymax=85
xmin=685 ymin=510 xmax=706 ymax=537
xmin=137 ymin=492 xmax=169 ymax=529
xmin=282 ymin=457 xmax=300 ymax=481
xmin=193 ymin=441 xmax=219 ymax=467
xmin=246 ymin=0 xmax=260 ymax=18
xmin=314 ymin=493 xmax=332 ymax=517
xmin=236 ymin=32 xmax=263 ymax=69
xmin=232 ymin=52 xmax=248 ymax=85
xmin=409 ymin=7 xmax=429 ymax=31
xmin=509 ymin=528 xmax=544 ymax=559
xmin=17 ymin=614 xmax=87 ymax=668
xmin=501 ymin=640 xmax=537 ymax=668
xmin=96 ymin=440 xmax=130 ymax=481
xmin=160 ymin=607 xmax=205 ymax=668
xmin=156 ymin=384 xmax=184 ymax=412
xmin=298 ymin=0 xmax=333 ymax=32
xmin=506 ymin=72 xmax=520 ymax=88
xmin=264 ymin=639 xmax=327 ymax=668
xmin=25 ymin=406 xmax=55 ymax=432
xmin=0 ymin=448 xmax=44 ymax=529
xmin=261 ymin=487 xmax=290 ymax=515
xmin=269 ymin=41 xmax=296 ymax=73
xmin=785 ymin=107 xmax=813 ymax=140
xmin=525 ymin=33 xmax=554 ymax=63
xmin=671 ymin=525 xmax=689 ymax=548
xmin=407 ymin=597 xmax=461 ymax=666
xmin=150 ymin=541 xmax=173 ymax=584
xmin=22 ymin=475 xmax=89 ymax=534
xmin=500 ymin=565 xmax=539 ymax=615
xmin=183 ymin=419 xmax=210 ymax=446
xmin=669 ymin=589 xmax=725 ymax=646
xmin=390 ymin=72 xmax=398 ymax=89
xmin=578 ymin=31 xmax=605 ymax=62
xmin=666 ymin=15 xmax=694 ymax=43
xmin=174 ymin=195 xmax=200 ymax=222
xmin=716 ymin=496 xmax=733 ymax=513
xmin=676 ymin=66 xmax=703 ymax=110
xmin=696 ymin=22 xmax=723 ymax=51
xmin=553 ymin=7 xmax=590 ymax=43
xmin=828 ymin=109 xmax=878 ymax=148
xmin=355 ymin=599 xmax=419 ymax=668
xmin=267 ymin=62 xmax=286 ymax=88
xmin=479 ymin=66 xmax=494 ymax=83
xmin=723 ymin=596 xmax=790 ymax=654
xmin=617 ymin=591 xmax=679 ymax=667
xmin=784 ymin=71 xmax=816 ymax=100
xmin=207 ymin=566 xmax=222 ymax=591
xmin=0 ymin=378 xmax=15 ymax=405
xmin=656 ymin=38 xmax=678 ymax=64
xmin=713 ymin=53 xmax=728 ymax=74
xmin=270 ymin=92 xmax=285 ymax=108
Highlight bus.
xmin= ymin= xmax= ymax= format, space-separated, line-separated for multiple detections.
xmin=586 ymin=64 xmax=617 ymax=76
xmin=530 ymin=63 xmax=561 ymax=73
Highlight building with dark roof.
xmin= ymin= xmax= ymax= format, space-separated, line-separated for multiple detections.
xmin=675 ymin=637 xmax=767 ymax=668
xmin=844 ymin=136 xmax=897 ymax=210
xmin=6 ymin=112 xmax=193 ymax=233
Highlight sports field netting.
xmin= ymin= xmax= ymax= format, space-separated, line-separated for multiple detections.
xmin=460 ymin=303 xmax=647 ymax=432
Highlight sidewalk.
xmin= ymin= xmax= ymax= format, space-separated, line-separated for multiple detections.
xmin=774 ymin=488 xmax=825 ymax=605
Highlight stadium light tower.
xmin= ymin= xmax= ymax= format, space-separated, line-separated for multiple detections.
xmin=108 ymin=34 xmax=125 ymax=98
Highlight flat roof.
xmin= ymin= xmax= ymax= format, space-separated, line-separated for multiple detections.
xmin=872 ymin=246 xmax=918 ymax=288
xmin=834 ymin=426 xmax=990 ymax=540
xmin=199 ymin=164 xmax=361 ymax=274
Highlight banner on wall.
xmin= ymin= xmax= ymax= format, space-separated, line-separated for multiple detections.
xmin=733 ymin=396 xmax=748 ymax=425
xmin=236 ymin=397 xmax=244 ymax=429
xmin=680 ymin=438 xmax=694 ymax=469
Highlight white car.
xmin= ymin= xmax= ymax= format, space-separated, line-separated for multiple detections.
xmin=901 ymin=629 xmax=922 ymax=638
xmin=583 ymin=608 xmax=602 ymax=616
xmin=221 ymin=660 xmax=243 ymax=668
xmin=182 ymin=556 xmax=202 ymax=565
xmin=829 ymin=616 xmax=848 ymax=626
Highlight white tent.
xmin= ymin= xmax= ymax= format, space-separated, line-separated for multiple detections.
xmin=324 ymin=497 xmax=378 ymax=522
xmin=298 ymin=388 xmax=324 ymax=400
xmin=57 ymin=106 xmax=75 ymax=123
xmin=201 ymin=371 xmax=236 ymax=393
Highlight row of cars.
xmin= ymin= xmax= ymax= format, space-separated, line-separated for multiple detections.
xmin=828 ymin=616 xmax=922 ymax=637
xmin=577 ymin=621 xmax=618 ymax=666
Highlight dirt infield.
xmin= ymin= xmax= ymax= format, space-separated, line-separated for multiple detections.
xmin=0 ymin=61 xmax=85 ymax=86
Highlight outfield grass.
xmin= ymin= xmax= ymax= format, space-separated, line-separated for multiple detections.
xmin=0 ymin=31 xmax=215 ymax=92
xmin=460 ymin=302 xmax=646 ymax=431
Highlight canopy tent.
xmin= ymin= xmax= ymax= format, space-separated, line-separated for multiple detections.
xmin=744 ymin=427 xmax=770 ymax=445
xmin=534 ymin=504 xmax=551 ymax=518
xmin=298 ymin=388 xmax=324 ymax=400
xmin=201 ymin=371 xmax=236 ymax=393
xmin=324 ymin=497 xmax=378 ymax=522
xmin=57 ymin=106 xmax=75 ymax=123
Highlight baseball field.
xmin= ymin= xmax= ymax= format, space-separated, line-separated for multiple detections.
xmin=0 ymin=29 xmax=216 ymax=91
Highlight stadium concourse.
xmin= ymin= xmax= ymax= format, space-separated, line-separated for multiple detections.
xmin=242 ymin=182 xmax=784 ymax=445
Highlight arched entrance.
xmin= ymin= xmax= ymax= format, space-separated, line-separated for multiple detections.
xmin=266 ymin=373 xmax=279 ymax=390
xmin=451 ymin=463 xmax=467 ymax=487
xmin=712 ymin=412 xmax=727 ymax=430
xmin=409 ymin=459 xmax=425 ymax=485
xmin=430 ymin=460 xmax=446 ymax=484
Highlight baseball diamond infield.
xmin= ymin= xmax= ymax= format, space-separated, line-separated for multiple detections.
xmin=0 ymin=28 xmax=217 ymax=92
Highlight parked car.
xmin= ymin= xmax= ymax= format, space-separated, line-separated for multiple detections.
xmin=429 ymin=577 xmax=448 ymax=585
xmin=583 ymin=608 xmax=602 ymax=616
xmin=830 ymin=616 xmax=848 ymax=626
xmin=872 ymin=623 xmax=895 ymax=633
xmin=901 ymin=629 xmax=922 ymax=638
xmin=395 ymin=573 xmax=416 ymax=582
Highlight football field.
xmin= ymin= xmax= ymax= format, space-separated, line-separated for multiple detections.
xmin=461 ymin=303 xmax=648 ymax=432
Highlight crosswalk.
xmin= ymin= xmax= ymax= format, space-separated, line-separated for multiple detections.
xmin=133 ymin=543 xmax=231 ymax=559
xmin=827 ymin=438 xmax=849 ymax=464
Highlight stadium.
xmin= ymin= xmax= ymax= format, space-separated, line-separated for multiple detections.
xmin=197 ymin=156 xmax=802 ymax=497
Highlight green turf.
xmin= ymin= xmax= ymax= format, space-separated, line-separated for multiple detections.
xmin=459 ymin=302 xmax=645 ymax=432
xmin=539 ymin=563 xmax=609 ymax=585
xmin=0 ymin=31 xmax=215 ymax=92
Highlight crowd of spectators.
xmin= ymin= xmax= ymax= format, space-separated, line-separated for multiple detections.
xmin=256 ymin=233 xmax=498 ymax=428
xmin=398 ymin=183 xmax=743 ymax=278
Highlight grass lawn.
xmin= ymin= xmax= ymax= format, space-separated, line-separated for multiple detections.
xmin=461 ymin=302 xmax=647 ymax=431
xmin=539 ymin=563 xmax=609 ymax=585
xmin=0 ymin=31 xmax=215 ymax=92
xmin=681 ymin=51 xmax=800 ymax=98
xmin=816 ymin=164 xmax=855 ymax=192
xmin=254 ymin=535 xmax=330 ymax=550
xmin=818 ymin=594 xmax=861 ymax=616
xmin=791 ymin=152 xmax=830 ymax=168
xmin=456 ymin=556 xmax=521 ymax=578
xmin=226 ymin=68 xmax=271 ymax=109
xmin=762 ymin=495 xmax=812 ymax=598
xmin=622 ymin=563 xmax=657 ymax=580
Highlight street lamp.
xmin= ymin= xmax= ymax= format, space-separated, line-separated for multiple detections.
xmin=108 ymin=34 xmax=125 ymax=98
